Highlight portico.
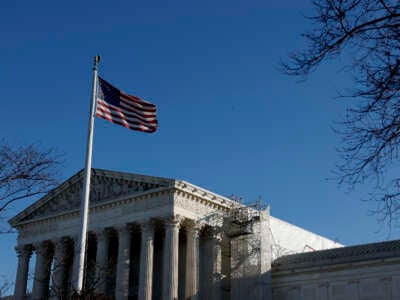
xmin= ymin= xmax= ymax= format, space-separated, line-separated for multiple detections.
xmin=14 ymin=218 xmax=220 ymax=300
xmin=9 ymin=169 xmax=230 ymax=300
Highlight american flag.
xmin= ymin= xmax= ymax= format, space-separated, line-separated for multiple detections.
xmin=96 ymin=77 xmax=158 ymax=133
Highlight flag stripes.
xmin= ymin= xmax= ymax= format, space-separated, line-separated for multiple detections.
xmin=97 ymin=99 xmax=157 ymax=124
xmin=96 ymin=77 xmax=157 ymax=133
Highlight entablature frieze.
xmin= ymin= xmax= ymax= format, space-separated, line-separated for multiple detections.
xmin=15 ymin=187 xmax=174 ymax=232
xmin=173 ymin=181 xmax=236 ymax=210
xmin=173 ymin=198 xmax=225 ymax=228
xmin=14 ymin=179 xmax=239 ymax=240
xmin=15 ymin=184 xmax=233 ymax=231
xmin=172 ymin=184 xmax=233 ymax=213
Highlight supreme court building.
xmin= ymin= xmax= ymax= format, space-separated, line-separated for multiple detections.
xmin=8 ymin=169 xmax=400 ymax=300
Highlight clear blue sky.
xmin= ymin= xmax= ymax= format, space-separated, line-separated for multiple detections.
xmin=0 ymin=0 xmax=395 ymax=289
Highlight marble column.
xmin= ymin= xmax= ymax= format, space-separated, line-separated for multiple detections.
xmin=318 ymin=283 xmax=329 ymax=300
xmin=115 ymin=225 xmax=131 ymax=300
xmin=14 ymin=244 xmax=33 ymax=300
xmin=348 ymin=280 xmax=359 ymax=299
xmin=70 ymin=236 xmax=80 ymax=295
xmin=138 ymin=222 xmax=154 ymax=300
xmin=210 ymin=229 xmax=222 ymax=300
xmin=94 ymin=228 xmax=109 ymax=295
xmin=32 ymin=241 xmax=53 ymax=300
xmin=162 ymin=217 xmax=180 ymax=300
xmin=185 ymin=223 xmax=200 ymax=300
xmin=51 ymin=237 xmax=69 ymax=298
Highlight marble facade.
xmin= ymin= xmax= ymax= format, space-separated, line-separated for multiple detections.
xmin=9 ymin=169 xmax=349 ymax=300
xmin=272 ymin=240 xmax=400 ymax=300
xmin=9 ymin=169 xmax=271 ymax=300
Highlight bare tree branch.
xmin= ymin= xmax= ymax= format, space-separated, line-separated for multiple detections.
xmin=0 ymin=140 xmax=62 ymax=232
xmin=281 ymin=0 xmax=400 ymax=231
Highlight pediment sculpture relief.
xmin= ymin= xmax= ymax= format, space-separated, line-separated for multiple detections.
xmin=19 ymin=174 xmax=162 ymax=223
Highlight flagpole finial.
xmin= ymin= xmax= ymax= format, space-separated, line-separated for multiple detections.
xmin=93 ymin=55 xmax=101 ymax=70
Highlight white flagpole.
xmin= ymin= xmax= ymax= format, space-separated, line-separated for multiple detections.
xmin=74 ymin=55 xmax=101 ymax=293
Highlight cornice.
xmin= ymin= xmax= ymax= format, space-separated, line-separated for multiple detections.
xmin=173 ymin=180 xmax=242 ymax=212
xmin=272 ymin=256 xmax=400 ymax=278
xmin=92 ymin=168 xmax=175 ymax=186
xmin=272 ymin=239 xmax=400 ymax=274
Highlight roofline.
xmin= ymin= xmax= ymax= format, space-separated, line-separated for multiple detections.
xmin=173 ymin=179 xmax=240 ymax=208
xmin=8 ymin=168 xmax=175 ymax=227
xmin=8 ymin=168 xmax=244 ymax=227
xmin=272 ymin=239 xmax=400 ymax=271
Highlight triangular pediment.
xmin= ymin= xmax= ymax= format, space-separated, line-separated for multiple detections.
xmin=9 ymin=168 xmax=174 ymax=226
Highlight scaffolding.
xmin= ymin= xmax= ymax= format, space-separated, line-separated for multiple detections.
xmin=227 ymin=196 xmax=265 ymax=237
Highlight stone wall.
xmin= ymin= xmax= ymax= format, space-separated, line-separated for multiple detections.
xmin=270 ymin=216 xmax=342 ymax=259
xmin=272 ymin=240 xmax=400 ymax=300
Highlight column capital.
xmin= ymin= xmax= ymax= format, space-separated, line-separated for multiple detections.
xmin=71 ymin=234 xmax=80 ymax=244
xmin=348 ymin=279 xmax=360 ymax=284
xmin=93 ymin=228 xmax=108 ymax=243
xmin=93 ymin=227 xmax=106 ymax=235
xmin=318 ymin=282 xmax=329 ymax=288
xmin=115 ymin=224 xmax=132 ymax=235
xmin=140 ymin=221 xmax=155 ymax=234
xmin=185 ymin=222 xmax=201 ymax=238
xmin=210 ymin=227 xmax=223 ymax=242
xmin=15 ymin=244 xmax=33 ymax=258
xmin=33 ymin=240 xmax=45 ymax=249
xmin=164 ymin=215 xmax=183 ymax=230
xmin=380 ymin=277 xmax=392 ymax=282
xmin=33 ymin=240 xmax=53 ymax=256
xmin=52 ymin=236 xmax=69 ymax=247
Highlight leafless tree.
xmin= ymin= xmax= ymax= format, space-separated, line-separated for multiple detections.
xmin=281 ymin=0 xmax=400 ymax=230
xmin=0 ymin=275 xmax=12 ymax=298
xmin=34 ymin=246 xmax=112 ymax=300
xmin=0 ymin=141 xmax=61 ymax=232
